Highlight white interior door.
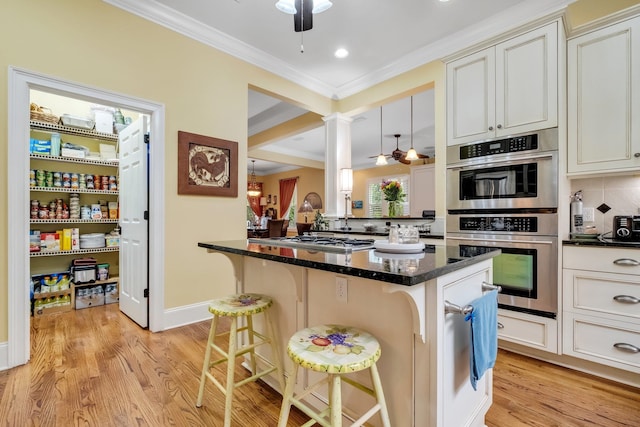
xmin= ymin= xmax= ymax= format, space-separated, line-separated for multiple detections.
xmin=118 ymin=116 xmax=149 ymax=327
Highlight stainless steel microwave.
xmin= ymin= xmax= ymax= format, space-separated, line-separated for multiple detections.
xmin=446 ymin=128 xmax=558 ymax=212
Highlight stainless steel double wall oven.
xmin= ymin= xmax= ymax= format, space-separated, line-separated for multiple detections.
xmin=446 ymin=128 xmax=559 ymax=318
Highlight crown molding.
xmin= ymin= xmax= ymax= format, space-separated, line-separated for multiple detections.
xmin=566 ymin=3 xmax=640 ymax=39
xmin=104 ymin=0 xmax=572 ymax=100
xmin=103 ymin=0 xmax=336 ymax=98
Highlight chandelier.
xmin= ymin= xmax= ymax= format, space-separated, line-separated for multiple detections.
xmin=247 ymin=160 xmax=261 ymax=197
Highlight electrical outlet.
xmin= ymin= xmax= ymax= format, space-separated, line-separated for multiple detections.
xmin=335 ymin=277 xmax=348 ymax=303
xmin=583 ymin=207 xmax=595 ymax=222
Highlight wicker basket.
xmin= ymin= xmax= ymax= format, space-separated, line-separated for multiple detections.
xmin=30 ymin=106 xmax=59 ymax=124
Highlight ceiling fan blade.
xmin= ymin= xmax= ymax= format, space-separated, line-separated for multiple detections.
xmin=398 ymin=157 xmax=411 ymax=165
xmin=294 ymin=0 xmax=313 ymax=32
xmin=417 ymin=153 xmax=430 ymax=159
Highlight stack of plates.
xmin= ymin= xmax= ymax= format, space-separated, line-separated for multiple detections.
xmin=373 ymin=240 xmax=425 ymax=253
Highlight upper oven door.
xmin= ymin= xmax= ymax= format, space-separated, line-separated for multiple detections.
xmin=447 ymin=151 xmax=558 ymax=211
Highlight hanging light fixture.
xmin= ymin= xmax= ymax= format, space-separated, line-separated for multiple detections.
xmin=376 ymin=106 xmax=388 ymax=166
xmin=405 ymin=95 xmax=419 ymax=161
xmin=247 ymin=160 xmax=261 ymax=197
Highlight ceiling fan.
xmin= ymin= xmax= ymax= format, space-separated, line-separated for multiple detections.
xmin=371 ymin=134 xmax=430 ymax=165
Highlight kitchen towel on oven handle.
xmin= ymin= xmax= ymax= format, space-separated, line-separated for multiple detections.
xmin=465 ymin=289 xmax=498 ymax=391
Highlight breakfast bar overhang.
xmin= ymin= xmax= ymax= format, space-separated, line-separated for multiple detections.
xmin=198 ymin=240 xmax=500 ymax=427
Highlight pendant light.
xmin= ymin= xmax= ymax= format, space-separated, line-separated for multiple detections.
xmin=405 ymin=95 xmax=419 ymax=161
xmin=247 ymin=160 xmax=261 ymax=197
xmin=376 ymin=106 xmax=388 ymax=166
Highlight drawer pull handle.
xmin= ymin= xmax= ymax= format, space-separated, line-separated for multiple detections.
xmin=613 ymin=295 xmax=640 ymax=304
xmin=497 ymin=322 xmax=504 ymax=329
xmin=613 ymin=258 xmax=640 ymax=266
xmin=613 ymin=343 xmax=640 ymax=354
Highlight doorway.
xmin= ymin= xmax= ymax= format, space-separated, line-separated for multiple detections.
xmin=7 ymin=67 xmax=167 ymax=368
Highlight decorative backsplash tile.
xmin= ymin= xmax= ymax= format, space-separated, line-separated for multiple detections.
xmin=571 ymin=174 xmax=640 ymax=235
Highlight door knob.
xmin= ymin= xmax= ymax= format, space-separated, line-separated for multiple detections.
xmin=497 ymin=124 xmax=502 ymax=129
xmin=488 ymin=126 xmax=494 ymax=131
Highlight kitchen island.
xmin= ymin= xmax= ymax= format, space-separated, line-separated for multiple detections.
xmin=198 ymin=240 xmax=500 ymax=427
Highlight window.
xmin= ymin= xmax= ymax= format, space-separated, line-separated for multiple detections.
xmin=367 ymin=175 xmax=410 ymax=217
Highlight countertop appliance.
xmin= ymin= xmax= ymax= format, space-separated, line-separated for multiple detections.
xmin=613 ymin=215 xmax=640 ymax=242
xmin=248 ymin=236 xmax=376 ymax=253
xmin=446 ymin=128 xmax=559 ymax=318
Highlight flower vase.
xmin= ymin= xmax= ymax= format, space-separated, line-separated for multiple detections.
xmin=388 ymin=201 xmax=401 ymax=217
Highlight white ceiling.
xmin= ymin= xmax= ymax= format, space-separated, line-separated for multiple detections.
xmin=105 ymin=0 xmax=572 ymax=174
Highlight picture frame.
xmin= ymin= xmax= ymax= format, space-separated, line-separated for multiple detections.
xmin=352 ymin=200 xmax=363 ymax=209
xmin=178 ymin=131 xmax=238 ymax=197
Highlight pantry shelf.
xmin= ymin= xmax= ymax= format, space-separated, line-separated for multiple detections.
xmin=30 ymin=153 xmax=118 ymax=167
xmin=30 ymin=219 xmax=119 ymax=224
xmin=30 ymin=247 xmax=119 ymax=258
xmin=30 ymin=186 xmax=118 ymax=195
xmin=30 ymin=120 xmax=118 ymax=142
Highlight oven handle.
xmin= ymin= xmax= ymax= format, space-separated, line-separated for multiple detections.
xmin=447 ymin=152 xmax=555 ymax=171
xmin=446 ymin=235 xmax=555 ymax=245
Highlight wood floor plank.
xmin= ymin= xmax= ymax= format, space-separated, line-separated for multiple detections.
xmin=1 ymin=305 xmax=638 ymax=426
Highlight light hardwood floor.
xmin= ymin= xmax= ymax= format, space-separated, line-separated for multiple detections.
xmin=0 ymin=304 xmax=638 ymax=426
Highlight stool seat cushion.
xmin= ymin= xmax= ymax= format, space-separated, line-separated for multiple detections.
xmin=287 ymin=325 xmax=381 ymax=374
xmin=208 ymin=293 xmax=273 ymax=317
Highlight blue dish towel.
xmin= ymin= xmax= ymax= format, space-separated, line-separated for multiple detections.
xmin=465 ymin=289 xmax=498 ymax=391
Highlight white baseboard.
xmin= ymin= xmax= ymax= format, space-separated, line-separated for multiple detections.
xmin=162 ymin=300 xmax=212 ymax=330
xmin=0 ymin=342 xmax=8 ymax=371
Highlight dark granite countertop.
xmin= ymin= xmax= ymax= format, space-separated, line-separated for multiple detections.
xmin=563 ymin=238 xmax=640 ymax=249
xmin=198 ymin=240 xmax=499 ymax=286
xmin=323 ymin=230 xmax=444 ymax=239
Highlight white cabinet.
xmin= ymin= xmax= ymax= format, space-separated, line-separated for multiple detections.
xmin=567 ymin=15 xmax=640 ymax=175
xmin=497 ymin=309 xmax=558 ymax=353
xmin=447 ymin=22 xmax=558 ymax=146
xmin=563 ymin=246 xmax=640 ymax=373
xmin=409 ymin=163 xmax=435 ymax=217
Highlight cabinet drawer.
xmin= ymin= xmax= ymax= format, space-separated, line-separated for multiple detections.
xmin=497 ymin=309 xmax=558 ymax=353
xmin=563 ymin=269 xmax=640 ymax=321
xmin=563 ymin=246 xmax=640 ymax=275
xmin=563 ymin=314 xmax=640 ymax=373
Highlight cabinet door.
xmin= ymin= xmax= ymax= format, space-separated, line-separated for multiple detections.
xmin=568 ymin=16 xmax=640 ymax=175
xmin=447 ymin=47 xmax=495 ymax=146
xmin=495 ymin=22 xmax=558 ymax=137
xmin=409 ymin=164 xmax=435 ymax=217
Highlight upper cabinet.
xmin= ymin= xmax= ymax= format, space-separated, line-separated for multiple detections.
xmin=567 ymin=15 xmax=640 ymax=176
xmin=446 ymin=22 xmax=558 ymax=146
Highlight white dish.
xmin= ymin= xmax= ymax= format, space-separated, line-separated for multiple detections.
xmin=373 ymin=240 xmax=425 ymax=253
xmin=373 ymin=250 xmax=425 ymax=260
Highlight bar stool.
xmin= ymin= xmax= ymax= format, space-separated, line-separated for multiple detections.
xmin=196 ymin=293 xmax=285 ymax=427
xmin=278 ymin=324 xmax=391 ymax=427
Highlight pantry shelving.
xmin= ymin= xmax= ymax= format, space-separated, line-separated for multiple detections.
xmin=29 ymin=118 xmax=120 ymax=316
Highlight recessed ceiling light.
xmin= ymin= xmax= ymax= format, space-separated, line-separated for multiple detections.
xmin=334 ymin=48 xmax=349 ymax=59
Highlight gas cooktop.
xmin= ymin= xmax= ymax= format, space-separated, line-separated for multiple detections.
xmin=248 ymin=236 xmax=376 ymax=253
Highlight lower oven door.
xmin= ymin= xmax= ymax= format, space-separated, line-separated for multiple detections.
xmin=447 ymin=233 xmax=558 ymax=318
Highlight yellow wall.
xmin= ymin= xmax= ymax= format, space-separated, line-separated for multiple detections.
xmin=567 ymin=0 xmax=640 ymax=28
xmin=1 ymin=0 xmax=637 ymax=345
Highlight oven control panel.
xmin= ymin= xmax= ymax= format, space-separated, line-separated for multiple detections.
xmin=458 ymin=216 xmax=538 ymax=232
xmin=460 ymin=134 xmax=538 ymax=159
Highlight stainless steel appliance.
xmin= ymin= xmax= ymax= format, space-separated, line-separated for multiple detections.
xmin=248 ymin=236 xmax=375 ymax=253
xmin=446 ymin=213 xmax=558 ymax=317
xmin=446 ymin=128 xmax=559 ymax=318
xmin=446 ymin=128 xmax=558 ymax=211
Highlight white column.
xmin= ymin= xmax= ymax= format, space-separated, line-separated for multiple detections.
xmin=323 ymin=113 xmax=353 ymax=222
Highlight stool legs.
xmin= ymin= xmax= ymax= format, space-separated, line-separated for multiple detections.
xmin=277 ymin=362 xmax=298 ymax=427
xmin=370 ymin=363 xmax=391 ymax=427
xmin=196 ymin=314 xmax=219 ymax=408
xmin=223 ymin=317 xmax=238 ymax=427
xmin=330 ymin=375 xmax=342 ymax=427
xmin=197 ymin=307 xmax=285 ymax=427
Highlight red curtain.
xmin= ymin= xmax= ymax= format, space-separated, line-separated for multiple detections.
xmin=279 ymin=177 xmax=297 ymax=220
xmin=247 ymin=182 xmax=263 ymax=218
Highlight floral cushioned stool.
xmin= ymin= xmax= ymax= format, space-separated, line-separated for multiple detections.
xmin=196 ymin=293 xmax=285 ymax=427
xmin=278 ymin=324 xmax=391 ymax=427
